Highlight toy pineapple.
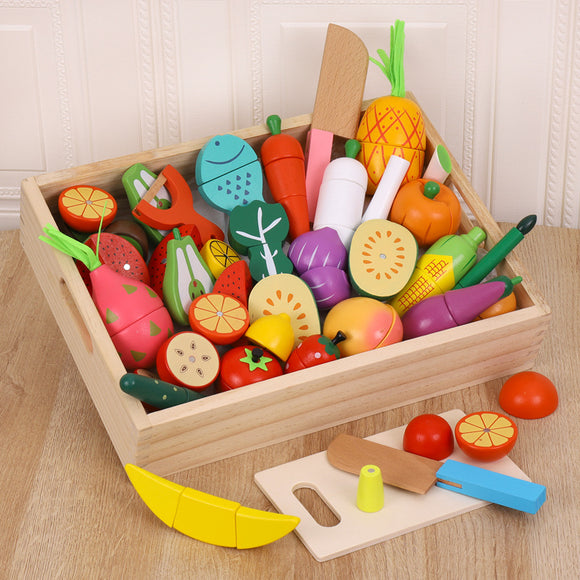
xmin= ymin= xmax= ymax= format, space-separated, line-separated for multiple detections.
xmin=356 ymin=20 xmax=426 ymax=194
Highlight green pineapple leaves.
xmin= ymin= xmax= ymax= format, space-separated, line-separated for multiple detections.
xmin=370 ymin=19 xmax=406 ymax=98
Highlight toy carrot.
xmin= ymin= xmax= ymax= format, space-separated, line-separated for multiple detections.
xmin=261 ymin=114 xmax=310 ymax=239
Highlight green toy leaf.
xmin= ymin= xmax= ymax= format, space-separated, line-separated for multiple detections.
xmin=371 ymin=19 xmax=406 ymax=98
xmin=39 ymin=224 xmax=101 ymax=271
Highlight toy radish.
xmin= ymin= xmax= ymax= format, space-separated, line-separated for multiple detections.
xmin=261 ymin=114 xmax=310 ymax=239
xmin=40 ymin=225 xmax=174 ymax=370
xmin=313 ymin=139 xmax=368 ymax=248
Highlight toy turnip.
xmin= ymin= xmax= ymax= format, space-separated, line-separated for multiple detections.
xmin=40 ymin=224 xmax=173 ymax=370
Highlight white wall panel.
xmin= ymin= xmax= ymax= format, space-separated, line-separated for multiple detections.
xmin=1 ymin=0 xmax=579 ymax=230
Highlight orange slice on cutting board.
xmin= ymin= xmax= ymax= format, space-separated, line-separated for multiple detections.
xmin=58 ymin=185 xmax=118 ymax=232
xmin=455 ymin=411 xmax=518 ymax=462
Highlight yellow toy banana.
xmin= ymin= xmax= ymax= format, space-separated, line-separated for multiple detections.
xmin=125 ymin=464 xmax=299 ymax=549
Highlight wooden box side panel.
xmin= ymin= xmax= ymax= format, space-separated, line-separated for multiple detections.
xmin=140 ymin=306 xmax=550 ymax=475
xmin=19 ymin=177 xmax=150 ymax=464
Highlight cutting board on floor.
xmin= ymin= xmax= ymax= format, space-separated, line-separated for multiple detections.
xmin=254 ymin=409 xmax=533 ymax=562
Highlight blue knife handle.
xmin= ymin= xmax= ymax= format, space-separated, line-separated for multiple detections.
xmin=436 ymin=460 xmax=546 ymax=514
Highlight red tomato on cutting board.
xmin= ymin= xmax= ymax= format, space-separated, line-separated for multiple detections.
xmin=403 ymin=414 xmax=454 ymax=460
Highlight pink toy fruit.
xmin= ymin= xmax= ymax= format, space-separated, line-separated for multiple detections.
xmin=78 ymin=232 xmax=150 ymax=292
xmin=40 ymin=225 xmax=173 ymax=370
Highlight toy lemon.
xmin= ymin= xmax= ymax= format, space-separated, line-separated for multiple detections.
xmin=245 ymin=313 xmax=294 ymax=361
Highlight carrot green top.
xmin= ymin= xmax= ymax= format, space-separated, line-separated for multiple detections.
xmin=370 ymin=19 xmax=406 ymax=98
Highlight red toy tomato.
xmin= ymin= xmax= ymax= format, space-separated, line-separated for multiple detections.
xmin=218 ymin=345 xmax=282 ymax=392
xmin=284 ymin=331 xmax=346 ymax=373
xmin=403 ymin=414 xmax=454 ymax=460
xmin=499 ymin=371 xmax=558 ymax=419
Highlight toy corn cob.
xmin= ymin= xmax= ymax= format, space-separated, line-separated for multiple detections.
xmin=390 ymin=227 xmax=486 ymax=316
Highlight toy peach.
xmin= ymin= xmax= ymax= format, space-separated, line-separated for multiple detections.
xmin=323 ymin=297 xmax=403 ymax=357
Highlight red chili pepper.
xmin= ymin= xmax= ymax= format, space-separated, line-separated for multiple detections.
xmin=261 ymin=115 xmax=310 ymax=239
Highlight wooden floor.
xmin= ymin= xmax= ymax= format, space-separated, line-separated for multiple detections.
xmin=1 ymin=224 xmax=578 ymax=579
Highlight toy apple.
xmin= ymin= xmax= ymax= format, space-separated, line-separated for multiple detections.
xmin=389 ymin=179 xmax=462 ymax=247
xmin=156 ymin=331 xmax=220 ymax=391
xmin=218 ymin=346 xmax=283 ymax=391
xmin=323 ymin=296 xmax=403 ymax=357
xmin=284 ymin=331 xmax=346 ymax=373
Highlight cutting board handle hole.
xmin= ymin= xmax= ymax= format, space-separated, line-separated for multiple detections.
xmin=293 ymin=485 xmax=341 ymax=527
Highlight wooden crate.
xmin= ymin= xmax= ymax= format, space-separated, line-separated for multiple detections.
xmin=20 ymin=100 xmax=551 ymax=476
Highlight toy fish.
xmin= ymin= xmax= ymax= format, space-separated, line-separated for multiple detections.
xmin=195 ymin=134 xmax=264 ymax=214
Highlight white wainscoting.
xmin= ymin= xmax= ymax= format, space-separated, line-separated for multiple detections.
xmin=1 ymin=0 xmax=578 ymax=230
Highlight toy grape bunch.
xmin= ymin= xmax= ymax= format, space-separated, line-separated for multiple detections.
xmin=40 ymin=223 xmax=173 ymax=370
xmin=356 ymin=20 xmax=426 ymax=193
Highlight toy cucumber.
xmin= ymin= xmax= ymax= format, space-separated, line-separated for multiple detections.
xmin=120 ymin=373 xmax=207 ymax=409
xmin=163 ymin=228 xmax=215 ymax=326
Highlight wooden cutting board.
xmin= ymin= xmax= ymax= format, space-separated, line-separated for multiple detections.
xmin=254 ymin=410 xmax=534 ymax=562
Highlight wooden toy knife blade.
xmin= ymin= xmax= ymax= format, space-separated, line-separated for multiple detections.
xmin=327 ymin=433 xmax=546 ymax=514
xmin=305 ymin=24 xmax=369 ymax=221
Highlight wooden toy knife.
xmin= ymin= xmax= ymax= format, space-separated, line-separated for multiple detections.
xmin=305 ymin=24 xmax=369 ymax=221
xmin=327 ymin=433 xmax=546 ymax=514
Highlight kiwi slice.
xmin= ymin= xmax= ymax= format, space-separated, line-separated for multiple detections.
xmin=247 ymin=274 xmax=320 ymax=347
xmin=349 ymin=219 xmax=417 ymax=300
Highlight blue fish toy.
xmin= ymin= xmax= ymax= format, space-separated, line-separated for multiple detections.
xmin=195 ymin=134 xmax=264 ymax=214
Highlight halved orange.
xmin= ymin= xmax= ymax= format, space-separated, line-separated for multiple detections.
xmin=58 ymin=185 xmax=118 ymax=232
xmin=455 ymin=411 xmax=518 ymax=462
xmin=188 ymin=292 xmax=249 ymax=345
